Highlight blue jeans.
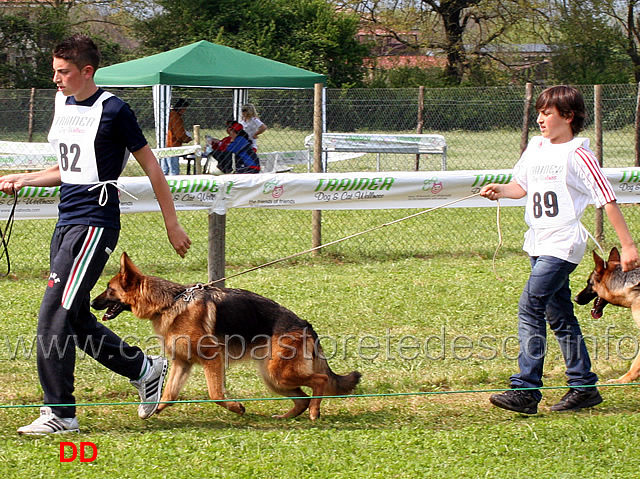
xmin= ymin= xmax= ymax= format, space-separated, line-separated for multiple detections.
xmin=161 ymin=156 xmax=180 ymax=175
xmin=512 ymin=255 xmax=598 ymax=400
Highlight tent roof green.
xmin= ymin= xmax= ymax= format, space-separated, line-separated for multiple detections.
xmin=95 ymin=40 xmax=326 ymax=88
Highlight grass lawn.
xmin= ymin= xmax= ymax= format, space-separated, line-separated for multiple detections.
xmin=2 ymin=244 xmax=640 ymax=477
xmin=1 ymin=124 xmax=640 ymax=477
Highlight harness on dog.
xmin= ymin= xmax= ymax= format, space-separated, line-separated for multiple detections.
xmin=174 ymin=283 xmax=204 ymax=302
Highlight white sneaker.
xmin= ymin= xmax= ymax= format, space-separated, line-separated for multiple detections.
xmin=130 ymin=356 xmax=168 ymax=419
xmin=17 ymin=407 xmax=79 ymax=435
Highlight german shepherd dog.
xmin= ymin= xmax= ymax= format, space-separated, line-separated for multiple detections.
xmin=91 ymin=252 xmax=361 ymax=420
xmin=575 ymin=247 xmax=640 ymax=383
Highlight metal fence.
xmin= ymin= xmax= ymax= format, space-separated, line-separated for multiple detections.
xmin=1 ymin=84 xmax=639 ymax=277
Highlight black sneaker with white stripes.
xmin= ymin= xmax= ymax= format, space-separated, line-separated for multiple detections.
xmin=550 ymin=387 xmax=603 ymax=411
xmin=17 ymin=407 xmax=79 ymax=435
xmin=130 ymin=355 xmax=168 ymax=419
xmin=489 ymin=388 xmax=539 ymax=414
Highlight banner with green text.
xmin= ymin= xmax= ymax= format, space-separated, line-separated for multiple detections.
xmin=3 ymin=169 xmax=640 ymax=220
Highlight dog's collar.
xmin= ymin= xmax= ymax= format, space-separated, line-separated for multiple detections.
xmin=174 ymin=283 xmax=204 ymax=303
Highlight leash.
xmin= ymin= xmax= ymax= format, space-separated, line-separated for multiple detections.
xmin=0 ymin=187 xmax=17 ymax=277
xmin=492 ymin=199 xmax=504 ymax=281
xmin=210 ymin=192 xmax=484 ymax=285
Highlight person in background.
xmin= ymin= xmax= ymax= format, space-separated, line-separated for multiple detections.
xmin=481 ymin=85 xmax=638 ymax=415
xmin=226 ymin=121 xmax=260 ymax=173
xmin=163 ymin=98 xmax=191 ymax=175
xmin=205 ymin=120 xmax=234 ymax=174
xmin=240 ymin=103 xmax=267 ymax=152
xmin=0 ymin=34 xmax=191 ymax=435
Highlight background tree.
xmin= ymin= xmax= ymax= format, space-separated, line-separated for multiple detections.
xmin=134 ymin=0 xmax=369 ymax=87
xmin=340 ymin=0 xmax=550 ymax=86
xmin=550 ymin=1 xmax=632 ymax=84
xmin=598 ymin=0 xmax=640 ymax=82
xmin=0 ymin=0 xmax=131 ymax=88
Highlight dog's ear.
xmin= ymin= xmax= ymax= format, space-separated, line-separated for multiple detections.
xmin=120 ymin=252 xmax=142 ymax=289
xmin=593 ymin=250 xmax=605 ymax=270
xmin=608 ymin=247 xmax=621 ymax=264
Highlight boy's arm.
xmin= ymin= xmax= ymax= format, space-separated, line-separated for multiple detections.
xmin=480 ymin=181 xmax=526 ymax=201
xmin=132 ymin=145 xmax=192 ymax=257
xmin=0 ymin=165 xmax=61 ymax=194
xmin=604 ymin=201 xmax=638 ymax=271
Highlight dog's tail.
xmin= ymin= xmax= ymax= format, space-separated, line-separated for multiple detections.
xmin=325 ymin=369 xmax=362 ymax=396
xmin=311 ymin=339 xmax=361 ymax=396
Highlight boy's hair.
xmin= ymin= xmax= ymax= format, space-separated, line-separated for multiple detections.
xmin=53 ymin=34 xmax=100 ymax=74
xmin=535 ymin=85 xmax=586 ymax=135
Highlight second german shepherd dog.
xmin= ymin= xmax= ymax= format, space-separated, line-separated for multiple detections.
xmin=575 ymin=247 xmax=640 ymax=383
xmin=91 ymin=252 xmax=361 ymax=420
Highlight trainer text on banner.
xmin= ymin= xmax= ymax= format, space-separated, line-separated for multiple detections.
xmin=2 ymin=169 xmax=640 ymax=220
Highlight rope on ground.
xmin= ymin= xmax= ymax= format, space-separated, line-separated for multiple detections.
xmin=1 ymin=382 xmax=638 ymax=410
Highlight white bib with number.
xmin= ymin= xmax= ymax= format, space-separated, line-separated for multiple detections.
xmin=524 ymin=137 xmax=587 ymax=230
xmin=48 ymin=91 xmax=113 ymax=185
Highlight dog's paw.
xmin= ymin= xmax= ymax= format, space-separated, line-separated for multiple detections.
xmin=230 ymin=402 xmax=245 ymax=415
xmin=607 ymin=377 xmax=630 ymax=384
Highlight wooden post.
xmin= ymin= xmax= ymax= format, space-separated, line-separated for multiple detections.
xmin=312 ymin=83 xmax=323 ymax=255
xmin=208 ymin=212 xmax=226 ymax=286
xmin=193 ymin=124 xmax=202 ymax=174
xmin=414 ymin=86 xmax=424 ymax=171
xmin=28 ymin=88 xmax=36 ymax=142
xmin=520 ymin=82 xmax=533 ymax=155
xmin=594 ymin=85 xmax=604 ymax=243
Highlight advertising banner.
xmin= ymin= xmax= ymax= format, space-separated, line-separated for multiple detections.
xmin=2 ymin=168 xmax=640 ymax=220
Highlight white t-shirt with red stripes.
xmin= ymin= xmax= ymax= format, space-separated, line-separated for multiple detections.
xmin=513 ymin=136 xmax=615 ymax=263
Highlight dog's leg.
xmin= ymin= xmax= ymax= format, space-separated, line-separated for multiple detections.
xmin=202 ymin=356 xmax=245 ymax=415
xmin=259 ymin=339 xmax=328 ymax=420
xmin=608 ymin=304 xmax=640 ymax=383
xmin=268 ymin=386 xmax=311 ymax=419
xmin=158 ymin=358 xmax=192 ymax=413
xmin=264 ymin=374 xmax=329 ymax=420
xmin=609 ymin=352 xmax=640 ymax=383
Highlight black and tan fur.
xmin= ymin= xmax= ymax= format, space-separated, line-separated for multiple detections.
xmin=91 ymin=252 xmax=361 ymax=420
xmin=575 ymin=247 xmax=640 ymax=383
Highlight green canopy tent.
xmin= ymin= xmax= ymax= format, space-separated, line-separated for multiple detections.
xmin=94 ymin=40 xmax=327 ymax=147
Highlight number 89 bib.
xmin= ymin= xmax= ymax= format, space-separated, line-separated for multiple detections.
xmin=48 ymin=91 xmax=113 ymax=185
xmin=524 ymin=137 xmax=587 ymax=229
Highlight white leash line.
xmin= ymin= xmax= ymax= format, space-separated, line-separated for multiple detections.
xmin=492 ymin=199 xmax=504 ymax=281
xmin=211 ymin=192 xmax=484 ymax=285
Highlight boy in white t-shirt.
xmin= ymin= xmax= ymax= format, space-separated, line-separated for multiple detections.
xmin=481 ymin=85 xmax=638 ymax=414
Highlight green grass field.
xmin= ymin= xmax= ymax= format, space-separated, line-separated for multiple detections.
xmin=3 ymin=204 xmax=640 ymax=477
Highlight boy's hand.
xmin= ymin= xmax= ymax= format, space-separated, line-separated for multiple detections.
xmin=480 ymin=184 xmax=502 ymax=201
xmin=167 ymin=224 xmax=191 ymax=258
xmin=620 ymin=244 xmax=640 ymax=272
xmin=0 ymin=175 xmax=23 ymax=194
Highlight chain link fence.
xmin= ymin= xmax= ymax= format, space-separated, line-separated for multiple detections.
xmin=1 ymin=84 xmax=639 ymax=277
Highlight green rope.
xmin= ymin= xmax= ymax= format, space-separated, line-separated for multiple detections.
xmin=1 ymin=382 xmax=638 ymax=410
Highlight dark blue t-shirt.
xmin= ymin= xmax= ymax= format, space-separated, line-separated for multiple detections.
xmin=55 ymin=88 xmax=148 ymax=229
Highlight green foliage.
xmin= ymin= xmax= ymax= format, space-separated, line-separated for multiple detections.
xmin=550 ymin=1 xmax=634 ymax=84
xmin=0 ymin=5 xmax=128 ymax=88
xmin=135 ymin=0 xmax=368 ymax=87
xmin=365 ymin=66 xmax=450 ymax=88
xmin=0 ymin=6 xmax=71 ymax=88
